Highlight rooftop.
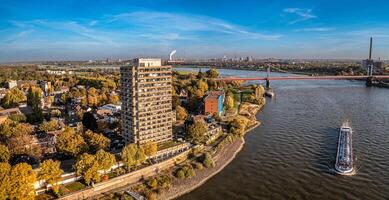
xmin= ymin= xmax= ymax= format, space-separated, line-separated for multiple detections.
xmin=204 ymin=90 xmax=224 ymax=100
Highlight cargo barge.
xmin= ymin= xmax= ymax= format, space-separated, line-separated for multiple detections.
xmin=335 ymin=122 xmax=354 ymax=175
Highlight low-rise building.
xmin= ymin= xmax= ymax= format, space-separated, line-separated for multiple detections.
xmin=100 ymin=104 xmax=121 ymax=113
xmin=6 ymin=80 xmax=17 ymax=89
xmin=204 ymin=91 xmax=225 ymax=116
xmin=0 ymin=107 xmax=23 ymax=124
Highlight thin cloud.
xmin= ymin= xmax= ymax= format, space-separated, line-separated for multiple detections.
xmin=295 ymin=27 xmax=336 ymax=32
xmin=107 ymin=11 xmax=283 ymax=40
xmin=283 ymin=8 xmax=317 ymax=24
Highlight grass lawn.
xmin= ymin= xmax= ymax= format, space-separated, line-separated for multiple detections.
xmin=64 ymin=181 xmax=86 ymax=192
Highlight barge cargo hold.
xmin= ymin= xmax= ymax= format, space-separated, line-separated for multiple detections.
xmin=335 ymin=123 xmax=354 ymax=175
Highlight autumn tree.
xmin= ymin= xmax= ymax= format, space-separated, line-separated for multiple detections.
xmin=1 ymin=88 xmax=26 ymax=108
xmin=74 ymin=153 xmax=100 ymax=185
xmin=0 ymin=145 xmax=10 ymax=163
xmin=84 ymin=130 xmax=110 ymax=152
xmin=176 ymin=105 xmax=188 ymax=121
xmin=87 ymin=87 xmax=99 ymax=107
xmin=229 ymin=116 xmax=249 ymax=137
xmin=56 ymin=127 xmax=88 ymax=157
xmin=197 ymin=80 xmax=208 ymax=94
xmin=39 ymin=159 xmax=63 ymax=195
xmin=9 ymin=163 xmax=36 ymax=200
xmin=206 ymin=68 xmax=219 ymax=78
xmin=95 ymin=149 xmax=116 ymax=173
xmin=224 ymin=94 xmax=235 ymax=111
xmin=39 ymin=119 xmax=61 ymax=132
xmin=109 ymin=93 xmax=120 ymax=104
xmin=0 ymin=162 xmax=11 ymax=199
xmin=121 ymin=144 xmax=146 ymax=170
xmin=7 ymin=134 xmax=42 ymax=158
xmin=142 ymin=141 xmax=158 ymax=158
xmin=188 ymin=121 xmax=208 ymax=144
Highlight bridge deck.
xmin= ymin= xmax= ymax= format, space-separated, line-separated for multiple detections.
xmin=216 ymin=75 xmax=389 ymax=81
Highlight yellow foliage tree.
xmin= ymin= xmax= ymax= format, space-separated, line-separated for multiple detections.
xmin=9 ymin=163 xmax=36 ymax=200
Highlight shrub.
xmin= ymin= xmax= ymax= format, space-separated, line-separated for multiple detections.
xmin=175 ymin=169 xmax=185 ymax=179
xmin=202 ymin=153 xmax=215 ymax=168
xmin=193 ymin=162 xmax=204 ymax=170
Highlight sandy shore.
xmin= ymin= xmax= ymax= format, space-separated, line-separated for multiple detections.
xmin=157 ymin=138 xmax=245 ymax=200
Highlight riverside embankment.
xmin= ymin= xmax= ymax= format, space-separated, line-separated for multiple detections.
xmin=156 ymin=102 xmax=264 ymax=200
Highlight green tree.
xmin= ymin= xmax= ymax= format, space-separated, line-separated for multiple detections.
xmin=121 ymin=144 xmax=146 ymax=170
xmin=188 ymin=121 xmax=208 ymax=144
xmin=224 ymin=94 xmax=235 ymax=111
xmin=39 ymin=159 xmax=63 ymax=195
xmin=0 ymin=145 xmax=10 ymax=163
xmin=84 ymin=130 xmax=110 ymax=152
xmin=9 ymin=163 xmax=36 ymax=200
xmin=1 ymin=88 xmax=26 ymax=108
xmin=176 ymin=105 xmax=188 ymax=121
xmin=75 ymin=153 xmax=100 ymax=185
xmin=56 ymin=127 xmax=88 ymax=157
xmin=142 ymin=141 xmax=158 ymax=158
xmin=95 ymin=149 xmax=116 ymax=172
xmin=0 ymin=162 xmax=11 ymax=199
xmin=206 ymin=68 xmax=219 ymax=78
xmin=27 ymin=86 xmax=44 ymax=122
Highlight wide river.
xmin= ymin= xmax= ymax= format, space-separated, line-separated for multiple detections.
xmin=175 ymin=68 xmax=389 ymax=200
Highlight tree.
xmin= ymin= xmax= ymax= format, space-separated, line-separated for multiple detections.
xmin=229 ymin=116 xmax=249 ymax=137
xmin=74 ymin=153 xmax=100 ymax=185
xmin=188 ymin=121 xmax=208 ymax=144
xmin=82 ymin=112 xmax=98 ymax=132
xmin=84 ymin=130 xmax=110 ymax=152
xmin=8 ymin=114 xmax=26 ymax=123
xmin=201 ymin=152 xmax=215 ymax=168
xmin=39 ymin=159 xmax=63 ymax=195
xmin=0 ymin=162 xmax=11 ymax=199
xmin=27 ymin=86 xmax=43 ymax=122
xmin=95 ymin=149 xmax=116 ymax=172
xmin=0 ymin=145 xmax=10 ymax=163
xmin=56 ymin=127 xmax=88 ymax=157
xmin=1 ymin=88 xmax=26 ymax=108
xmin=121 ymin=144 xmax=146 ymax=170
xmin=109 ymin=93 xmax=120 ymax=104
xmin=176 ymin=105 xmax=188 ymax=121
xmin=9 ymin=163 xmax=36 ymax=200
xmin=11 ymin=123 xmax=34 ymax=137
xmin=39 ymin=119 xmax=60 ymax=132
xmin=87 ymin=87 xmax=99 ymax=107
xmin=224 ymin=94 xmax=235 ymax=111
xmin=206 ymin=68 xmax=219 ymax=78
xmin=7 ymin=134 xmax=42 ymax=158
xmin=142 ymin=142 xmax=158 ymax=158
xmin=197 ymin=80 xmax=208 ymax=93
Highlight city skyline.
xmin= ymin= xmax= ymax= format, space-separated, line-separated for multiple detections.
xmin=1 ymin=0 xmax=389 ymax=62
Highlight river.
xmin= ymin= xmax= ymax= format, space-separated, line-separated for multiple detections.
xmin=174 ymin=68 xmax=389 ymax=200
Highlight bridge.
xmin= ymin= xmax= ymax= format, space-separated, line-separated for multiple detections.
xmin=216 ymin=75 xmax=389 ymax=81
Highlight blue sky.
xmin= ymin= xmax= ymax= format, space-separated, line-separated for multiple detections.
xmin=1 ymin=0 xmax=389 ymax=62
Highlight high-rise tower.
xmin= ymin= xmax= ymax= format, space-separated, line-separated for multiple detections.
xmin=120 ymin=58 xmax=173 ymax=144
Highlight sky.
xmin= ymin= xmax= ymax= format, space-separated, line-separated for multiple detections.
xmin=1 ymin=0 xmax=389 ymax=62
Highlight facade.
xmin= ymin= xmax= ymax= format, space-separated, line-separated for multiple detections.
xmin=121 ymin=58 xmax=173 ymax=145
xmin=204 ymin=91 xmax=225 ymax=116
xmin=6 ymin=80 xmax=17 ymax=89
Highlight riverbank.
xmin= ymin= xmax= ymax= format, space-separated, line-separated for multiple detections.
xmin=157 ymin=138 xmax=245 ymax=200
xmin=156 ymin=102 xmax=263 ymax=200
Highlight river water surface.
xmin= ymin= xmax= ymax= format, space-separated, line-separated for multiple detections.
xmin=175 ymin=68 xmax=389 ymax=200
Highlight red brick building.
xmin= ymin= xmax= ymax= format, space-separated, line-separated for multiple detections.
xmin=204 ymin=91 xmax=224 ymax=116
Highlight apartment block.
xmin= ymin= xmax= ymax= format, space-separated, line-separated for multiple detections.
xmin=120 ymin=58 xmax=173 ymax=145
